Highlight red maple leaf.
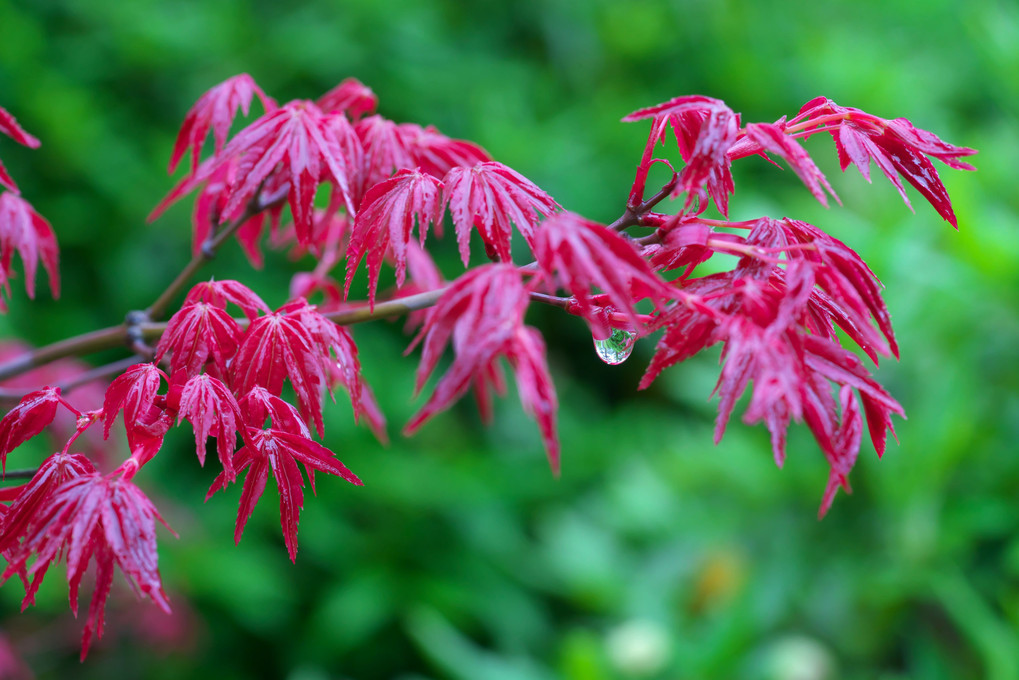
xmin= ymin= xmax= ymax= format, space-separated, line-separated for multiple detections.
xmin=162 ymin=101 xmax=357 ymax=247
xmin=0 ymin=193 xmax=60 ymax=311
xmin=354 ymin=115 xmax=417 ymax=199
xmin=155 ymin=301 xmax=243 ymax=380
xmin=173 ymin=374 xmax=241 ymax=477
xmin=443 ymin=161 xmax=559 ymax=265
xmin=399 ymin=123 xmax=491 ymax=178
xmin=207 ymin=389 xmax=361 ymax=562
xmin=183 ymin=278 xmax=270 ymax=320
xmin=1 ymin=470 xmax=174 ymax=659
xmin=0 ymin=453 xmax=96 ymax=605
xmin=0 ymin=387 xmax=79 ymax=474
xmin=102 ymin=363 xmax=172 ymax=466
xmin=786 ymin=97 xmax=976 ymax=226
xmin=317 ymin=77 xmax=377 ymax=120
xmin=623 ymin=95 xmax=739 ymax=214
xmin=529 ymin=212 xmax=674 ymax=338
xmin=168 ymin=73 xmax=275 ymax=175
xmin=345 ymin=168 xmax=444 ymax=306
xmin=404 ymin=264 xmax=560 ymax=470
xmin=228 ymin=299 xmax=333 ymax=436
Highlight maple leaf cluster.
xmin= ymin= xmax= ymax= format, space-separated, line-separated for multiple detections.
xmin=0 ymin=76 xmax=973 ymax=659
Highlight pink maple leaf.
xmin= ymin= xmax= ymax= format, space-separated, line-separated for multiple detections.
xmin=404 ymin=264 xmax=560 ymax=470
xmin=173 ymin=374 xmax=241 ymax=476
xmin=529 ymin=212 xmax=674 ymax=338
xmin=399 ymin=123 xmax=491 ymax=178
xmin=208 ymin=390 xmax=361 ymax=562
xmin=168 ymin=73 xmax=276 ymax=175
xmin=786 ymin=97 xmax=976 ymax=226
xmin=443 ymin=161 xmax=559 ymax=265
xmin=0 ymin=193 xmax=60 ymax=312
xmin=345 ymin=168 xmax=444 ymax=307
xmin=1 ymin=469 xmax=174 ymax=659
xmin=623 ymin=95 xmax=739 ymax=214
xmin=155 ymin=301 xmax=243 ymax=380
xmin=317 ymin=77 xmax=377 ymax=120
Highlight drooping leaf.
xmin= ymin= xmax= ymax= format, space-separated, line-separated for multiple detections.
xmin=788 ymin=97 xmax=976 ymax=226
xmin=345 ymin=168 xmax=444 ymax=306
xmin=0 ymin=193 xmax=60 ymax=311
xmin=168 ymin=73 xmax=275 ymax=175
xmin=175 ymin=374 xmax=242 ymax=476
xmin=404 ymin=264 xmax=560 ymax=469
xmin=0 ymin=104 xmax=41 ymax=194
xmin=529 ymin=212 xmax=674 ymax=338
xmin=208 ymin=424 xmax=361 ymax=562
xmin=0 ymin=471 xmax=173 ymax=659
xmin=443 ymin=162 xmax=560 ymax=265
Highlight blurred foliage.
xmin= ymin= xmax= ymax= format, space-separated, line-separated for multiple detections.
xmin=0 ymin=0 xmax=1017 ymax=678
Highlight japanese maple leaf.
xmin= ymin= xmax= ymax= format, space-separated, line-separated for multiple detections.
xmin=0 ymin=387 xmax=79 ymax=473
xmin=155 ymin=301 xmax=243 ymax=380
xmin=183 ymin=278 xmax=270 ymax=320
xmin=228 ymin=299 xmax=330 ymax=436
xmin=1 ymin=471 xmax=174 ymax=659
xmin=102 ymin=363 xmax=172 ymax=466
xmin=0 ymin=105 xmax=40 ymax=194
xmin=399 ymin=123 xmax=491 ymax=178
xmin=0 ymin=452 xmax=97 ymax=606
xmin=345 ymin=168 xmax=444 ymax=307
xmin=207 ymin=404 xmax=361 ymax=561
xmin=529 ymin=212 xmax=675 ymax=338
xmin=317 ymin=77 xmax=377 ymax=120
xmin=354 ymin=115 xmax=417 ymax=198
xmin=743 ymin=123 xmax=839 ymax=207
xmin=623 ymin=95 xmax=739 ymax=214
xmin=787 ymin=97 xmax=976 ymax=226
xmin=168 ymin=73 xmax=276 ymax=175
xmin=167 ymin=101 xmax=356 ymax=246
xmin=443 ymin=161 xmax=560 ymax=265
xmin=404 ymin=264 xmax=561 ymax=470
xmin=172 ymin=374 xmax=241 ymax=477
xmin=0 ymin=192 xmax=60 ymax=311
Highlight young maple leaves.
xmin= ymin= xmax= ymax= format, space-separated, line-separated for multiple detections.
xmin=0 ymin=73 xmax=975 ymax=661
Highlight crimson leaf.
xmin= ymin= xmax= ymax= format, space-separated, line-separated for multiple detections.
xmin=0 ymin=193 xmax=60 ymax=311
xmin=345 ymin=168 xmax=444 ymax=307
xmin=168 ymin=73 xmax=275 ymax=175
xmin=443 ymin=161 xmax=560 ymax=265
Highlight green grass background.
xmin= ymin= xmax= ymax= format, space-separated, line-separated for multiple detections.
xmin=0 ymin=0 xmax=1017 ymax=678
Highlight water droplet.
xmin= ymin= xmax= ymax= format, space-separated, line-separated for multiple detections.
xmin=594 ymin=329 xmax=637 ymax=365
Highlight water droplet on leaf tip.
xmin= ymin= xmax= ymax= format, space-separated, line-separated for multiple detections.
xmin=594 ymin=328 xmax=637 ymax=365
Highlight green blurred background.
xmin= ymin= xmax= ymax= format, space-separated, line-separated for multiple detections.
xmin=1 ymin=0 xmax=1017 ymax=678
